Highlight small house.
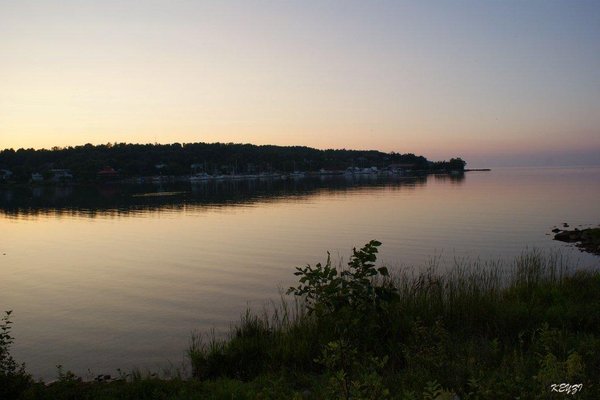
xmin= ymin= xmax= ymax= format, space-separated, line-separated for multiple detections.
xmin=49 ymin=169 xmax=73 ymax=183
xmin=0 ymin=169 xmax=13 ymax=182
xmin=97 ymin=166 xmax=119 ymax=180
xmin=31 ymin=173 xmax=44 ymax=182
xmin=190 ymin=163 xmax=204 ymax=173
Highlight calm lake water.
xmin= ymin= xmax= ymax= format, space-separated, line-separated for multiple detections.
xmin=1 ymin=166 xmax=599 ymax=380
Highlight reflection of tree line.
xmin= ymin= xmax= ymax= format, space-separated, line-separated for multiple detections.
xmin=432 ymin=172 xmax=466 ymax=184
xmin=0 ymin=176 xmax=429 ymax=218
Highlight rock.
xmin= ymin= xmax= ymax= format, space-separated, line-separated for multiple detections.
xmin=563 ymin=223 xmax=570 ymax=227
xmin=552 ymin=228 xmax=561 ymax=233
xmin=554 ymin=231 xmax=577 ymax=242
xmin=553 ymin=227 xmax=600 ymax=256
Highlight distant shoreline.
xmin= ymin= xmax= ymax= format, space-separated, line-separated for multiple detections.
xmin=0 ymin=141 xmax=467 ymax=185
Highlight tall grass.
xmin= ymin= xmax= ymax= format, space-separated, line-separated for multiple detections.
xmin=189 ymin=245 xmax=600 ymax=398
xmin=188 ymin=295 xmax=321 ymax=381
xmin=392 ymin=249 xmax=573 ymax=335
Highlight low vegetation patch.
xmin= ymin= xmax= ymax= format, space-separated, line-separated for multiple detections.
xmin=4 ymin=242 xmax=600 ymax=399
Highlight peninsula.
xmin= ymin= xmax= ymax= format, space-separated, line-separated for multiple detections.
xmin=0 ymin=142 xmax=467 ymax=184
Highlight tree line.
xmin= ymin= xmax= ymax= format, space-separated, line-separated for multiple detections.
xmin=0 ymin=142 xmax=465 ymax=183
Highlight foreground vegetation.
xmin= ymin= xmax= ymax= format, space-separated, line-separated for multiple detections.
xmin=3 ymin=242 xmax=600 ymax=399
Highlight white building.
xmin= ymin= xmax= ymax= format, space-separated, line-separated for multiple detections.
xmin=49 ymin=169 xmax=73 ymax=182
xmin=0 ymin=169 xmax=13 ymax=181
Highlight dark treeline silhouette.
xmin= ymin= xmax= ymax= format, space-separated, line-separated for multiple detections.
xmin=0 ymin=142 xmax=465 ymax=183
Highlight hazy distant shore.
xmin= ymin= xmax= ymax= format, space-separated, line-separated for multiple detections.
xmin=0 ymin=142 xmax=467 ymax=186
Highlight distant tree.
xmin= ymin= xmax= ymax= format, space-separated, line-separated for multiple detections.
xmin=448 ymin=158 xmax=466 ymax=171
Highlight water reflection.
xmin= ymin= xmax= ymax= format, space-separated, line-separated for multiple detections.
xmin=432 ymin=172 xmax=466 ymax=184
xmin=0 ymin=175 xmax=429 ymax=219
xmin=2 ymin=167 xmax=598 ymax=380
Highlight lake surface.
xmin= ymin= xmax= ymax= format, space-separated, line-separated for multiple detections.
xmin=1 ymin=166 xmax=599 ymax=380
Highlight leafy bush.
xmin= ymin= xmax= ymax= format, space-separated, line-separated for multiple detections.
xmin=287 ymin=240 xmax=398 ymax=341
xmin=1 ymin=310 xmax=31 ymax=399
xmin=286 ymin=240 xmax=399 ymax=398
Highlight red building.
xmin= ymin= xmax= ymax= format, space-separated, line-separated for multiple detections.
xmin=97 ymin=166 xmax=119 ymax=180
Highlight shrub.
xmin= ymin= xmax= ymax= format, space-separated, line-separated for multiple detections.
xmin=287 ymin=240 xmax=398 ymax=342
xmin=1 ymin=311 xmax=31 ymax=399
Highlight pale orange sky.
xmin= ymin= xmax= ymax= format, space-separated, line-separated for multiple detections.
xmin=1 ymin=1 xmax=599 ymax=167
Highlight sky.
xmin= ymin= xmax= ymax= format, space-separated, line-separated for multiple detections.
xmin=1 ymin=0 xmax=599 ymax=167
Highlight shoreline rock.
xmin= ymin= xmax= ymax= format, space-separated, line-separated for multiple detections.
xmin=553 ymin=227 xmax=600 ymax=256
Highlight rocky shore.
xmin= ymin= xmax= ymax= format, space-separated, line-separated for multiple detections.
xmin=553 ymin=225 xmax=600 ymax=255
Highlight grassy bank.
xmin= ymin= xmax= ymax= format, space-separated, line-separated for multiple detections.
xmin=3 ymin=242 xmax=600 ymax=399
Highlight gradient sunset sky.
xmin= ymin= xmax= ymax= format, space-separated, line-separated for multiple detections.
xmin=1 ymin=1 xmax=599 ymax=167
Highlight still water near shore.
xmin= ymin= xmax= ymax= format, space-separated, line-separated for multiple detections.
xmin=1 ymin=166 xmax=599 ymax=380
